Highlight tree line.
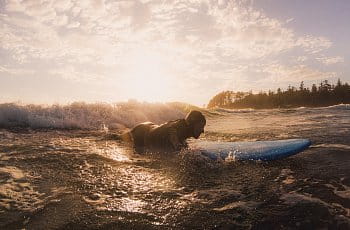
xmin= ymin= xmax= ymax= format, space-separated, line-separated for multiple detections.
xmin=207 ymin=79 xmax=350 ymax=109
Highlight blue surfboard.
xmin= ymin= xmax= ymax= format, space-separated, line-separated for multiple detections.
xmin=190 ymin=139 xmax=311 ymax=161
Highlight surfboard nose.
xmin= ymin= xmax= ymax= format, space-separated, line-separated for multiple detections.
xmin=192 ymin=138 xmax=312 ymax=161
xmin=303 ymin=139 xmax=312 ymax=147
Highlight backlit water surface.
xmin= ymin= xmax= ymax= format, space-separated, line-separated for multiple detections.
xmin=0 ymin=105 xmax=349 ymax=229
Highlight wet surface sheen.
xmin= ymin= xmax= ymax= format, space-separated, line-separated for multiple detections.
xmin=0 ymin=105 xmax=349 ymax=229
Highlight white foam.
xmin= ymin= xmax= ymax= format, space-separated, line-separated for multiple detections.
xmin=312 ymin=144 xmax=350 ymax=150
xmin=313 ymin=104 xmax=350 ymax=110
xmin=213 ymin=200 xmax=259 ymax=211
xmin=213 ymin=108 xmax=255 ymax=114
xmin=324 ymin=184 xmax=350 ymax=199
xmin=0 ymin=102 xmax=186 ymax=129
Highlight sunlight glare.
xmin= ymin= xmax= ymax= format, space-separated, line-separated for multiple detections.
xmin=122 ymin=48 xmax=175 ymax=102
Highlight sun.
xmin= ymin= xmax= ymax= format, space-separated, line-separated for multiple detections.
xmin=121 ymin=48 xmax=175 ymax=102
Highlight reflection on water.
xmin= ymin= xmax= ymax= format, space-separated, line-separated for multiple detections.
xmin=94 ymin=145 xmax=132 ymax=162
xmin=0 ymin=105 xmax=349 ymax=229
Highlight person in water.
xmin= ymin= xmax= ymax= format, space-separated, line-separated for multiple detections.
xmin=124 ymin=110 xmax=206 ymax=151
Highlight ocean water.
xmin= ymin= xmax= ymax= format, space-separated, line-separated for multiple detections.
xmin=0 ymin=105 xmax=349 ymax=229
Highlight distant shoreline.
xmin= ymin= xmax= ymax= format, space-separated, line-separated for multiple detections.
xmin=212 ymin=103 xmax=349 ymax=110
xmin=207 ymin=80 xmax=350 ymax=109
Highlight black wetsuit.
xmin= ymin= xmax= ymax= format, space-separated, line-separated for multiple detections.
xmin=130 ymin=119 xmax=190 ymax=151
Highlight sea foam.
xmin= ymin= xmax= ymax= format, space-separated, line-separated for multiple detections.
xmin=0 ymin=101 xmax=189 ymax=130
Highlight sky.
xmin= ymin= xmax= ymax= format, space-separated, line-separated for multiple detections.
xmin=0 ymin=0 xmax=349 ymax=106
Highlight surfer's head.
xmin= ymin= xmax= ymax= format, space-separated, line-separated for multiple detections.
xmin=185 ymin=110 xmax=206 ymax=139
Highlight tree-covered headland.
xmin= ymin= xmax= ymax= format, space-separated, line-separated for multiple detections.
xmin=207 ymin=79 xmax=350 ymax=109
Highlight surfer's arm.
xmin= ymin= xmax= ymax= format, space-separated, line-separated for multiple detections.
xmin=168 ymin=128 xmax=182 ymax=150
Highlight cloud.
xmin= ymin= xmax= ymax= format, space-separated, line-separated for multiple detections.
xmin=286 ymin=18 xmax=294 ymax=23
xmin=0 ymin=0 xmax=344 ymax=104
xmin=296 ymin=56 xmax=308 ymax=63
xmin=1 ymin=0 xmax=335 ymax=66
xmin=0 ymin=65 xmax=34 ymax=75
xmin=67 ymin=21 xmax=80 ymax=28
xmin=52 ymin=14 xmax=69 ymax=26
xmin=263 ymin=63 xmax=337 ymax=82
xmin=296 ymin=35 xmax=332 ymax=54
xmin=48 ymin=66 xmax=104 ymax=82
xmin=316 ymin=56 xmax=344 ymax=65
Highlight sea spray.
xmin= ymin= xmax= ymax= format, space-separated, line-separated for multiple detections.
xmin=0 ymin=102 xmax=188 ymax=130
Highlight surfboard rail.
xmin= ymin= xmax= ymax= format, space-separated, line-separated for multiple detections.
xmin=190 ymin=139 xmax=311 ymax=161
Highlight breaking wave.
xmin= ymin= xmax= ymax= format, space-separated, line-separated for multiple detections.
xmin=212 ymin=108 xmax=256 ymax=114
xmin=322 ymin=103 xmax=350 ymax=110
xmin=0 ymin=102 xmax=192 ymax=130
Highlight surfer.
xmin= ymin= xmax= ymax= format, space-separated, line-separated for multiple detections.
xmin=123 ymin=110 xmax=206 ymax=152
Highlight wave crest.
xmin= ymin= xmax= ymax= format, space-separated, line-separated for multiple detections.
xmin=0 ymin=102 xmax=188 ymax=130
